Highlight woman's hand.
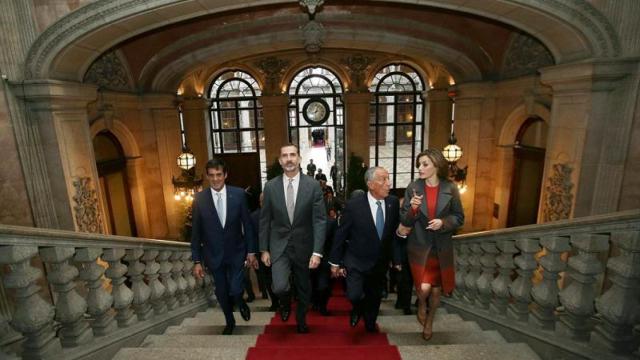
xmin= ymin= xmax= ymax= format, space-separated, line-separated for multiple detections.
xmin=410 ymin=189 xmax=423 ymax=210
xmin=426 ymin=218 xmax=443 ymax=231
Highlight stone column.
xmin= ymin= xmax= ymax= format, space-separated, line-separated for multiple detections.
xmin=15 ymin=80 xmax=100 ymax=231
xmin=103 ymin=248 xmax=136 ymax=327
xmin=141 ymin=94 xmax=182 ymax=239
xmin=539 ymin=60 xmax=637 ymax=219
xmin=453 ymin=243 xmax=469 ymax=300
xmin=158 ymin=250 xmax=178 ymax=311
xmin=425 ymin=88 xmax=452 ymax=149
xmin=142 ymin=249 xmax=166 ymax=315
xmin=507 ymin=238 xmax=540 ymax=322
xmin=180 ymin=97 xmax=209 ymax=165
xmin=476 ymin=241 xmax=498 ymax=309
xmin=260 ymin=95 xmax=289 ymax=165
xmin=39 ymin=246 xmax=92 ymax=348
xmin=343 ymin=92 xmax=373 ymax=166
xmin=491 ymin=239 xmax=518 ymax=315
xmin=0 ymin=245 xmax=61 ymax=359
xmin=557 ymin=233 xmax=609 ymax=341
xmin=591 ymin=230 xmax=640 ymax=354
xmin=463 ymin=242 xmax=482 ymax=304
xmin=530 ymin=235 xmax=570 ymax=330
xmin=75 ymin=247 xmax=115 ymax=336
xmin=451 ymin=82 xmax=494 ymax=232
xmin=124 ymin=248 xmax=151 ymax=320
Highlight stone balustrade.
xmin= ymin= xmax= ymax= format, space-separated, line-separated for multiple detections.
xmin=0 ymin=225 xmax=210 ymax=360
xmin=446 ymin=210 xmax=640 ymax=359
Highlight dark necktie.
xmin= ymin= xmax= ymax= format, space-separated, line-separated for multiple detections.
xmin=376 ymin=200 xmax=384 ymax=239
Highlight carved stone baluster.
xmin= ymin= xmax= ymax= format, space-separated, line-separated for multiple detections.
xmin=171 ymin=251 xmax=188 ymax=306
xmin=530 ymin=235 xmax=570 ymax=330
xmin=39 ymin=247 xmax=93 ymax=347
xmin=463 ymin=243 xmax=482 ymax=304
xmin=0 ymin=245 xmax=61 ymax=358
xmin=182 ymin=251 xmax=197 ymax=303
xmin=103 ymin=248 xmax=136 ymax=327
xmin=125 ymin=249 xmax=151 ymax=320
xmin=158 ymin=250 xmax=178 ymax=311
xmin=203 ymin=272 xmax=217 ymax=307
xmin=453 ymin=243 xmax=468 ymax=300
xmin=142 ymin=250 xmax=166 ymax=315
xmin=557 ymin=233 xmax=609 ymax=341
xmin=476 ymin=241 xmax=498 ymax=309
xmin=491 ymin=239 xmax=517 ymax=315
xmin=507 ymin=238 xmax=540 ymax=322
xmin=591 ymin=230 xmax=640 ymax=354
xmin=75 ymin=248 xmax=116 ymax=336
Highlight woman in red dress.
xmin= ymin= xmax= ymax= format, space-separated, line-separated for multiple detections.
xmin=399 ymin=149 xmax=464 ymax=340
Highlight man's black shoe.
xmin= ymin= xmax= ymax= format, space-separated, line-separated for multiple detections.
xmin=296 ymin=323 xmax=309 ymax=333
xmin=365 ymin=324 xmax=379 ymax=333
xmin=349 ymin=309 xmax=361 ymax=327
xmin=280 ymin=307 xmax=291 ymax=322
xmin=402 ymin=307 xmax=412 ymax=315
xmin=239 ymin=302 xmax=251 ymax=321
xmin=268 ymin=303 xmax=279 ymax=311
xmin=222 ymin=323 xmax=235 ymax=335
xmin=246 ymin=293 xmax=255 ymax=303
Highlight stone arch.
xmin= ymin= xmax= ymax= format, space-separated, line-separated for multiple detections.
xmin=202 ymin=66 xmax=265 ymax=99
xmin=25 ymin=0 xmax=619 ymax=82
xmin=89 ymin=117 xmax=150 ymax=237
xmin=282 ymin=59 xmax=349 ymax=94
xmin=493 ymin=101 xmax=550 ymax=228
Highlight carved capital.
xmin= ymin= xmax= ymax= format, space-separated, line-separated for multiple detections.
xmin=72 ymin=177 xmax=104 ymax=234
xmin=341 ymin=54 xmax=375 ymax=93
xmin=255 ymin=57 xmax=290 ymax=96
xmin=303 ymin=20 xmax=324 ymax=53
xmin=542 ymin=163 xmax=574 ymax=222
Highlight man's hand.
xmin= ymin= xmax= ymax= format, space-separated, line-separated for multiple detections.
xmin=393 ymin=264 xmax=402 ymax=271
xmin=309 ymin=254 xmax=321 ymax=269
xmin=330 ymin=265 xmax=341 ymax=278
xmin=261 ymin=251 xmax=271 ymax=267
xmin=426 ymin=218 xmax=443 ymax=231
xmin=193 ymin=263 xmax=205 ymax=279
xmin=246 ymin=254 xmax=258 ymax=269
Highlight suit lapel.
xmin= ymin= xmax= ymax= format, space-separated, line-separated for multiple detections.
xmin=204 ymin=189 xmax=223 ymax=229
xmin=436 ymin=181 xmax=453 ymax=217
xmin=412 ymin=179 xmax=429 ymax=218
xmin=384 ymin=196 xmax=393 ymax=238
xmin=361 ymin=194 xmax=380 ymax=240
xmin=294 ymin=175 xmax=307 ymax=222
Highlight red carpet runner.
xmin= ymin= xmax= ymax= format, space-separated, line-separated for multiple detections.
xmin=246 ymin=283 xmax=402 ymax=360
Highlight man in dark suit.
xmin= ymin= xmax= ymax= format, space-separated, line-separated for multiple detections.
xmin=315 ymin=168 xmax=327 ymax=182
xmin=191 ymin=158 xmax=257 ymax=335
xmin=329 ymin=166 xmax=403 ymax=332
xmin=260 ymin=143 xmax=327 ymax=334
xmin=250 ymin=193 xmax=279 ymax=311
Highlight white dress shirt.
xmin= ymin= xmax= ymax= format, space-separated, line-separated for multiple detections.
xmin=211 ymin=186 xmax=226 ymax=228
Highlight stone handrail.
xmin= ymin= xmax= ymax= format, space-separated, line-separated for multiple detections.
xmin=0 ymin=225 xmax=214 ymax=359
xmin=447 ymin=209 xmax=640 ymax=359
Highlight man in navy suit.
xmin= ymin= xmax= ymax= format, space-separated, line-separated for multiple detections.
xmin=329 ymin=166 xmax=403 ymax=332
xmin=191 ymin=158 xmax=257 ymax=335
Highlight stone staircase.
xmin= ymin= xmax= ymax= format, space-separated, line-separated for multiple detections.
xmin=112 ymin=296 xmax=541 ymax=360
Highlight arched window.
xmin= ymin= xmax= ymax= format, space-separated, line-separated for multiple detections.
xmin=369 ymin=64 xmax=424 ymax=188
xmin=287 ymin=66 xmax=345 ymax=193
xmin=209 ymin=70 xmax=266 ymax=185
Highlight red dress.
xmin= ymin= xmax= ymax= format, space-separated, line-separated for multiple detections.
xmin=409 ymin=184 xmax=441 ymax=288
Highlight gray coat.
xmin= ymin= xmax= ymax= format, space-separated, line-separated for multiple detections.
xmin=259 ymin=173 xmax=327 ymax=262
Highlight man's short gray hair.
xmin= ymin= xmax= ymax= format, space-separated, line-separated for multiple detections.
xmin=364 ymin=166 xmax=383 ymax=183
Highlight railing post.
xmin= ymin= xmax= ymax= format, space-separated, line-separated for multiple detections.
xmin=158 ymin=250 xmax=178 ymax=310
xmin=453 ymin=243 xmax=469 ymax=300
xmin=142 ymin=249 xmax=166 ymax=315
xmin=103 ymin=248 xmax=136 ymax=327
xmin=0 ymin=245 xmax=62 ymax=359
xmin=558 ymin=233 xmax=610 ymax=341
xmin=182 ymin=251 xmax=197 ymax=303
xmin=530 ymin=235 xmax=570 ymax=330
xmin=203 ymin=272 xmax=217 ymax=306
xmin=39 ymin=246 xmax=93 ymax=347
xmin=591 ymin=230 xmax=640 ymax=354
xmin=507 ymin=238 xmax=539 ymax=322
xmin=476 ymin=241 xmax=498 ymax=309
xmin=171 ymin=251 xmax=188 ymax=306
xmin=125 ymin=248 xmax=152 ymax=320
xmin=75 ymin=247 xmax=116 ymax=336
xmin=491 ymin=239 xmax=517 ymax=315
xmin=463 ymin=242 xmax=482 ymax=304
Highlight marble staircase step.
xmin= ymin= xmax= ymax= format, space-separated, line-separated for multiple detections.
xmin=397 ymin=343 xmax=541 ymax=360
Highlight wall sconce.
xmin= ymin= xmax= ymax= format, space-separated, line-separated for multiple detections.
xmin=172 ymin=147 xmax=202 ymax=202
xmin=443 ymin=90 xmax=467 ymax=194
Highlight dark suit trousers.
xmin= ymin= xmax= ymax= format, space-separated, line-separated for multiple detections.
xmin=346 ymin=263 xmax=386 ymax=329
xmin=211 ymin=261 xmax=245 ymax=326
xmin=272 ymin=244 xmax=311 ymax=324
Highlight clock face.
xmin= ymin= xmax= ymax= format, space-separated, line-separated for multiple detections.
xmin=303 ymin=98 xmax=330 ymax=125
